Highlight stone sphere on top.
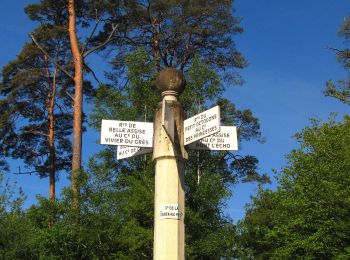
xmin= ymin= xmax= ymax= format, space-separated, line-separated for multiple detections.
xmin=156 ymin=67 xmax=186 ymax=96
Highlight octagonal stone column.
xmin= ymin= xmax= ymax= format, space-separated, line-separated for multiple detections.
xmin=153 ymin=68 xmax=188 ymax=260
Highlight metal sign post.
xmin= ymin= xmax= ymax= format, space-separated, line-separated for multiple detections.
xmin=153 ymin=68 xmax=187 ymax=260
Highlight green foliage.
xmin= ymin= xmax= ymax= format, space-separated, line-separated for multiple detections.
xmin=85 ymin=152 xmax=155 ymax=258
xmin=90 ymin=48 xmax=160 ymax=127
xmin=0 ymin=1 xmax=264 ymax=258
xmin=238 ymin=116 xmax=350 ymax=259
xmin=0 ymin=4 xmax=76 ymax=178
xmin=88 ymin=46 xmax=265 ymax=258
xmin=181 ymin=54 xmax=223 ymax=114
xmin=25 ymin=0 xmax=69 ymax=24
xmin=0 ymin=40 xmax=74 ymax=177
xmin=0 ymin=0 xmax=96 ymax=182
xmin=0 ymin=172 xmax=26 ymax=218
xmin=185 ymin=151 xmax=239 ymax=258
xmin=25 ymin=0 xmax=91 ymax=25
xmin=324 ymin=15 xmax=350 ymax=105
xmin=94 ymin=0 xmax=246 ymax=83
xmin=0 ymin=172 xmax=36 ymax=259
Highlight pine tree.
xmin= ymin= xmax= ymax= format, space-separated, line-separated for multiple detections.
xmin=2 ymin=0 xmax=117 ymax=203
xmin=93 ymin=0 xmax=246 ymax=82
xmin=0 ymin=24 xmax=76 ymax=200
xmin=65 ymin=0 xmax=118 ymax=205
xmin=238 ymin=117 xmax=350 ymax=259
xmin=324 ymin=14 xmax=350 ymax=105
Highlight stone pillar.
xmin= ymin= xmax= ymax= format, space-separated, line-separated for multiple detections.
xmin=153 ymin=68 xmax=188 ymax=260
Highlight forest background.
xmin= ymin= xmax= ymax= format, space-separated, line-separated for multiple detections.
xmin=1 ymin=0 xmax=348 ymax=221
xmin=0 ymin=0 xmax=349 ymax=259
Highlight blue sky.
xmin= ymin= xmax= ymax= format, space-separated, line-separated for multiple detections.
xmin=1 ymin=1 xmax=349 ymax=222
xmin=227 ymin=0 xmax=350 ymax=221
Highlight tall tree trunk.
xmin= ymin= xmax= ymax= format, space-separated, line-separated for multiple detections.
xmin=48 ymin=117 xmax=55 ymax=201
xmin=150 ymin=15 xmax=161 ymax=71
xmin=68 ymin=0 xmax=83 ymax=209
xmin=152 ymin=30 xmax=161 ymax=71
xmin=44 ymin=55 xmax=57 ymax=202
xmin=48 ymin=66 xmax=57 ymax=202
xmin=48 ymin=84 xmax=56 ymax=227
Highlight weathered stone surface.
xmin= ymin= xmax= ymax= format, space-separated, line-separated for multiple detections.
xmin=155 ymin=67 xmax=186 ymax=95
xmin=153 ymin=67 xmax=187 ymax=260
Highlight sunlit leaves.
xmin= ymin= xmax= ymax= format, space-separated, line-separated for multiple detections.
xmin=239 ymin=117 xmax=350 ymax=259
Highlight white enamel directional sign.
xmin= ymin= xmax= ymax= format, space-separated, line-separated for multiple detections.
xmin=117 ymin=146 xmax=153 ymax=160
xmin=159 ymin=204 xmax=183 ymax=220
xmin=162 ymin=99 xmax=175 ymax=142
xmin=101 ymin=120 xmax=153 ymax=147
xmin=183 ymin=106 xmax=220 ymax=145
xmin=187 ymin=126 xmax=238 ymax=151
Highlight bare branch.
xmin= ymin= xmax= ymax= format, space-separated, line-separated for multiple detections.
xmin=81 ymin=14 xmax=102 ymax=56
xmin=65 ymin=91 xmax=75 ymax=102
xmin=24 ymin=130 xmax=49 ymax=137
xmin=83 ymin=24 xmax=118 ymax=58
xmin=326 ymin=46 xmax=343 ymax=53
xmin=55 ymin=103 xmax=68 ymax=114
xmin=55 ymin=101 xmax=70 ymax=114
xmin=29 ymin=34 xmax=75 ymax=81
xmin=13 ymin=166 xmax=40 ymax=175
xmin=84 ymin=62 xmax=100 ymax=84
xmin=324 ymin=91 xmax=350 ymax=105
xmin=13 ymin=171 xmax=36 ymax=175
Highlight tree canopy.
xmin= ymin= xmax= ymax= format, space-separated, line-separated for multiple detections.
xmin=87 ymin=46 xmax=266 ymax=258
xmin=0 ymin=0 xmax=272 ymax=258
xmin=0 ymin=26 xmax=75 ymax=197
xmin=0 ymin=0 xmax=98 ymax=200
xmin=325 ymin=14 xmax=350 ymax=105
xmin=238 ymin=116 xmax=350 ymax=259
xmin=93 ymin=0 xmax=246 ymax=84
